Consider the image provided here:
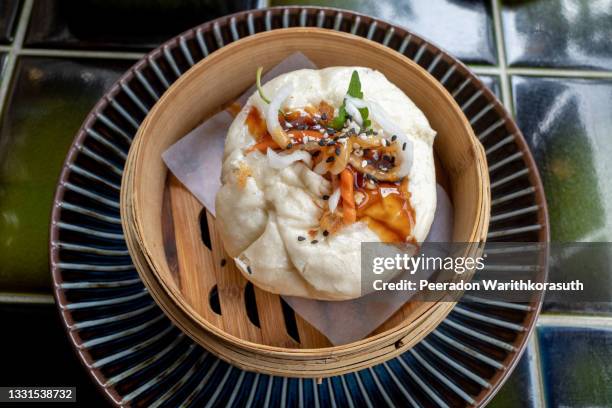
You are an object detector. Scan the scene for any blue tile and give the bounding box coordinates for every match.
[538,325,612,407]
[478,74,501,99]
[271,0,498,65]
[488,342,540,408]
[501,0,612,70]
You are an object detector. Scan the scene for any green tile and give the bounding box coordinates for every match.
[0,57,131,293]
[512,76,612,242]
[487,343,540,408]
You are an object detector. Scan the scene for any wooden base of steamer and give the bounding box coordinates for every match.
[163,173,444,349]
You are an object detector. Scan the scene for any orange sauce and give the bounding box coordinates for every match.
[351,169,415,243]
[245,106,268,141]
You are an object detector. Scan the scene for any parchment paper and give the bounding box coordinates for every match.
[162,53,453,345]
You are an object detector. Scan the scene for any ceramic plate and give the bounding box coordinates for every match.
[50,6,548,407]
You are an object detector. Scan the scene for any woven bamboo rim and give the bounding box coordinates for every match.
[120,28,490,377]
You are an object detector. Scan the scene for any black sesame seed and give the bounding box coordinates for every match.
[247,266,253,274]
[286,143,293,149]
[391,135,397,141]
[318,139,326,146]
[326,156,335,163]
[335,147,341,156]
[402,142,407,151]
[321,113,328,120]
[323,230,329,237]
[312,150,321,157]
[297,236,306,241]
[311,239,319,244]
[327,128,336,134]
[327,140,336,146]
[220,259,227,267]
[322,195,330,200]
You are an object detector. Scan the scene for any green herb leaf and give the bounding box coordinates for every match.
[329,70,370,130]
[330,104,347,129]
[359,107,371,128]
[347,70,363,98]
[256,66,271,104]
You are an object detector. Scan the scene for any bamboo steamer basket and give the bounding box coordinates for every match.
[121,28,490,378]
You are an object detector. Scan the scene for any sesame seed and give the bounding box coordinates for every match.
[354,192,365,205]
[391,135,397,141]
[297,236,306,241]
[318,140,326,146]
[359,134,367,140]
[402,142,407,151]
[321,113,328,120]
[327,140,336,146]
[220,259,227,267]
[323,230,329,237]
[361,160,368,167]
[311,239,319,244]
[247,266,253,274]
[319,128,326,133]
[335,147,341,155]
[326,156,335,163]
[286,143,293,149]
[322,194,330,200]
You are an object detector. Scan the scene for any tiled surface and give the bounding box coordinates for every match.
[0,303,107,407]
[271,0,498,65]
[501,0,612,70]
[0,0,610,406]
[24,0,258,51]
[0,0,21,44]
[478,74,501,99]
[538,325,612,407]
[0,57,131,292]
[513,76,612,243]
[488,343,540,408]
[513,76,612,315]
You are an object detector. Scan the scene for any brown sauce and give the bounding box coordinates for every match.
[352,168,415,243]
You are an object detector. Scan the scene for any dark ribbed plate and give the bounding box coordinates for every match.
[50,6,548,407]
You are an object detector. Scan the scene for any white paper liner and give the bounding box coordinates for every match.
[162,53,453,345]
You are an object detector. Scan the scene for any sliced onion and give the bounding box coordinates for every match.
[313,160,328,175]
[266,148,312,169]
[344,99,363,126]
[367,100,414,178]
[345,95,368,109]
[266,83,293,148]
[328,187,341,213]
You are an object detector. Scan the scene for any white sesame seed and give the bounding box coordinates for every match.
[361,160,368,167]
[359,134,367,140]
[354,192,365,205]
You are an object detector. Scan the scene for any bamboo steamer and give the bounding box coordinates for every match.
[121,28,490,378]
